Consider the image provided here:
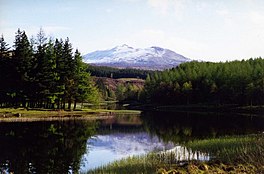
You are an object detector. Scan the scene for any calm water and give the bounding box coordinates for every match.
[0,112,264,173]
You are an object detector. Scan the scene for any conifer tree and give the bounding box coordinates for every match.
[13,29,34,106]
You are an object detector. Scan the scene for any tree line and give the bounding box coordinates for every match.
[86,65,154,79]
[0,29,99,109]
[144,59,264,106]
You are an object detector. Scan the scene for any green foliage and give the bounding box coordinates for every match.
[86,65,155,79]
[0,29,100,109]
[144,59,264,105]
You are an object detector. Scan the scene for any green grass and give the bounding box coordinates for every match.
[87,154,158,174]
[185,135,256,162]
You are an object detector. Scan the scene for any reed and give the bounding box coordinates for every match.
[185,135,259,162]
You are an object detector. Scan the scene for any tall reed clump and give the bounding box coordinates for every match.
[185,135,256,162]
[86,154,159,174]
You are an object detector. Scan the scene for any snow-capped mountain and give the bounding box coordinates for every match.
[83,44,191,70]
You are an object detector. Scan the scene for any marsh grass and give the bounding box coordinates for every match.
[86,154,158,174]
[87,150,208,174]
[238,136,264,171]
[185,135,259,162]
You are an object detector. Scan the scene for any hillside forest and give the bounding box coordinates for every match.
[144,59,264,105]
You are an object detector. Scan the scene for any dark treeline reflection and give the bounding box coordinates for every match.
[141,111,264,143]
[0,120,97,173]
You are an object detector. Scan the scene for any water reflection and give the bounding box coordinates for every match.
[141,111,264,143]
[159,146,210,162]
[0,111,263,173]
[80,132,174,171]
[0,120,97,174]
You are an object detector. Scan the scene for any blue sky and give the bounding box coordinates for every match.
[1,0,264,62]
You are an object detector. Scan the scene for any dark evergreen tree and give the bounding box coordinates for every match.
[13,29,34,107]
[0,34,13,106]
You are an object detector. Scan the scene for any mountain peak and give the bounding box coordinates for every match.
[114,44,133,50]
[83,45,191,70]
[151,46,164,51]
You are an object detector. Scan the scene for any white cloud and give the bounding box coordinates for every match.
[147,0,169,15]
[43,26,71,34]
[216,9,229,16]
[249,11,264,26]
[112,29,208,60]
[147,0,188,18]
[105,8,113,13]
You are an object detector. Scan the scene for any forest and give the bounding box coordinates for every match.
[144,59,264,106]
[86,65,153,79]
[0,29,99,110]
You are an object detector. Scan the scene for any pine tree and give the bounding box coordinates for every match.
[63,38,75,109]
[73,49,100,109]
[54,38,65,109]
[42,40,60,108]
[33,28,48,107]
[0,34,10,59]
[13,29,34,106]
[0,34,12,106]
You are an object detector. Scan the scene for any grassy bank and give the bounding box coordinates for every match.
[87,135,264,174]
[87,155,260,174]
[0,108,141,122]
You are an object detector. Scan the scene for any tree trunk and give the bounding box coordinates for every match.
[73,100,77,110]
[63,101,66,110]
[57,100,60,109]
[68,100,71,110]
[51,103,55,109]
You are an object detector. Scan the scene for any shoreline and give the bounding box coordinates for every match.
[0,108,141,122]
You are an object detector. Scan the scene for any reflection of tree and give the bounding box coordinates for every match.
[141,111,264,144]
[0,120,97,173]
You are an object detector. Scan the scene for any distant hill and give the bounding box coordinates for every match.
[83,44,191,70]
[94,77,145,92]
[86,65,155,79]
[94,77,145,101]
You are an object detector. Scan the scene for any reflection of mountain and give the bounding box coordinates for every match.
[81,132,174,171]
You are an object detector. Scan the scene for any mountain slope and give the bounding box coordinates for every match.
[83,44,191,70]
